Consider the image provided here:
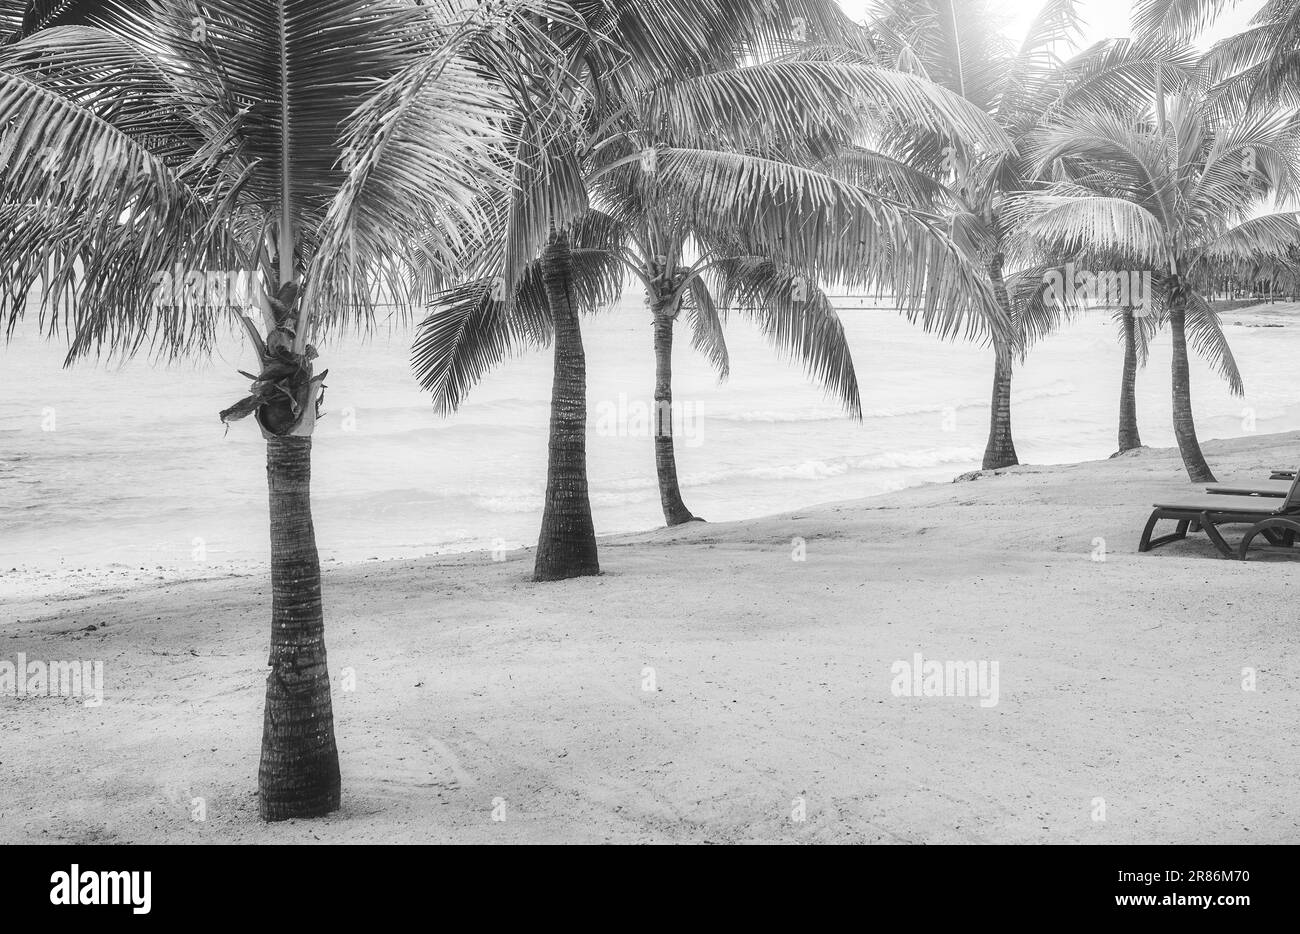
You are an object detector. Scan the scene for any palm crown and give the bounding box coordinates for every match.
[410,2,1019,414]
[1015,92,1300,391]
[0,0,560,359]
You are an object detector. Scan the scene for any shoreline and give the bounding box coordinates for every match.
[5,301,1297,610]
[0,444,1152,611]
[3,425,1297,612]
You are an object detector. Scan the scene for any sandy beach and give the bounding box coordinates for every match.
[1,430,1296,845]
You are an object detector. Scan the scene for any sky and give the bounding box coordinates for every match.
[835,0,1263,50]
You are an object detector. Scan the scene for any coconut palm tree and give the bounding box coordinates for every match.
[838,0,1071,470]
[827,0,1209,470]
[607,35,1002,526]
[406,0,1011,569]
[616,227,861,528]
[526,1,906,565]
[1013,95,1300,482]
[612,34,1005,526]
[0,0,561,819]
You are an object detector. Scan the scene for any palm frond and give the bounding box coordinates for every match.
[644,147,1009,342]
[814,145,951,208]
[411,272,551,416]
[1185,289,1244,395]
[1003,261,1071,355]
[1132,0,1240,44]
[711,255,860,416]
[412,212,627,412]
[684,273,729,379]
[1191,211,1300,289]
[1009,189,1168,271]
[1035,38,1199,120]
[646,59,1010,154]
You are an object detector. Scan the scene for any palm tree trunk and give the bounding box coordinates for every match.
[1169,293,1216,482]
[982,347,1019,469]
[534,229,600,581]
[258,435,341,821]
[982,258,1019,470]
[1117,310,1142,453]
[652,305,700,525]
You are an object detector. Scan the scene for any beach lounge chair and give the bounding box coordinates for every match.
[1138,472,1300,558]
[1204,478,1293,497]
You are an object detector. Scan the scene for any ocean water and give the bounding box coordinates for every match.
[1,299,1297,584]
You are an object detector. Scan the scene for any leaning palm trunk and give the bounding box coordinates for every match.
[1168,291,1215,483]
[652,305,700,525]
[535,229,600,581]
[259,434,341,820]
[1117,310,1142,454]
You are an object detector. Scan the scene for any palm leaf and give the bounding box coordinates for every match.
[413,212,627,412]
[645,146,1009,342]
[1185,289,1244,395]
[646,59,1010,154]
[1132,0,1242,44]
[711,256,860,416]
[684,273,729,379]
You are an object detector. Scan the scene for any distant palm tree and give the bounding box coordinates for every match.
[597,37,1008,525]
[607,36,1014,526]
[412,3,1011,546]
[0,0,549,818]
[1016,94,1300,481]
[618,232,859,528]
[843,0,1203,470]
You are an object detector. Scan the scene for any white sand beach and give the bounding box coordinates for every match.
[2,431,1296,844]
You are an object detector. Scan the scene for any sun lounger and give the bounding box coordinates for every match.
[1139,473,1300,558]
[1204,478,1293,497]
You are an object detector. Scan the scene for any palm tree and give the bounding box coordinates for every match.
[411,3,1012,553]
[613,35,1005,526]
[836,0,1205,470]
[605,37,999,525]
[0,0,550,818]
[1014,95,1300,482]
[627,229,859,527]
